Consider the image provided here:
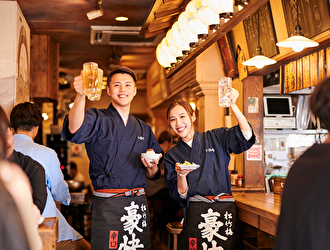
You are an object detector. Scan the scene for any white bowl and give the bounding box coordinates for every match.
[141,153,160,162]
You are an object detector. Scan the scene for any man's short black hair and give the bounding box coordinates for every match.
[107,66,137,86]
[10,102,43,132]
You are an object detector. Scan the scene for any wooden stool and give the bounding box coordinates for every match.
[166,222,183,250]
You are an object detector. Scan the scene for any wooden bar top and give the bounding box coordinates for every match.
[233,193,281,236]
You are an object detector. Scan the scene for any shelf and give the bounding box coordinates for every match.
[165,0,269,79]
[264,129,328,135]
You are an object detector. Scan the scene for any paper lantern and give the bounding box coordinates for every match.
[166,29,183,60]
[171,21,190,55]
[185,0,208,38]
[178,12,199,48]
[196,0,220,29]
[156,43,171,68]
[207,0,234,19]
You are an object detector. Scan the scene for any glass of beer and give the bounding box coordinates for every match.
[218,77,232,107]
[83,62,101,101]
[92,68,103,101]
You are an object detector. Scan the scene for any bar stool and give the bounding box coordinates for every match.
[166,221,183,250]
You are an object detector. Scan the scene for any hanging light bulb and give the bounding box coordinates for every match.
[178,12,199,48]
[166,29,183,61]
[171,21,190,57]
[195,0,220,31]
[276,0,318,52]
[207,0,234,20]
[185,0,209,41]
[156,43,171,69]
[242,8,276,68]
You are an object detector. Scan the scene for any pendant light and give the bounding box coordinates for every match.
[276,0,318,52]
[242,8,276,69]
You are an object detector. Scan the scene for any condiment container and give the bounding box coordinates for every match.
[231,170,238,186]
[237,175,244,187]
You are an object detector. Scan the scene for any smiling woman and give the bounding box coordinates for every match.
[163,96,255,250]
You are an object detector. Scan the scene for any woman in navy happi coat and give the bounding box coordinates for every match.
[164,89,255,250]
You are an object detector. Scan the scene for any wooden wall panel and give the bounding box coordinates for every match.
[30,35,59,101]
[243,76,265,189]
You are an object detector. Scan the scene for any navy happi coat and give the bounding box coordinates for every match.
[62,103,163,190]
[164,125,255,208]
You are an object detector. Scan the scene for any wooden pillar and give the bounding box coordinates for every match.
[242,76,265,189]
[194,43,226,131]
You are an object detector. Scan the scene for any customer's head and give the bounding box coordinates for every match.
[157,131,172,152]
[310,77,330,130]
[0,106,9,160]
[10,102,43,133]
[69,162,78,178]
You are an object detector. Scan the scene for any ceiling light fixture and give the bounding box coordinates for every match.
[276,0,318,52]
[242,8,276,68]
[115,16,128,21]
[87,0,103,20]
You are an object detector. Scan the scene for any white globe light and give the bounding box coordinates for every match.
[178,12,199,47]
[195,0,220,27]
[172,21,190,54]
[185,0,208,37]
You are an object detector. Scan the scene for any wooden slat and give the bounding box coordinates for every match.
[154,7,183,19]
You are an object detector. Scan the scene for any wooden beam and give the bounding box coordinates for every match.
[147,20,173,33]
[154,7,183,19]
[140,0,163,36]
[144,29,167,39]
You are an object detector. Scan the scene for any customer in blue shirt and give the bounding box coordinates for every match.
[10,102,91,250]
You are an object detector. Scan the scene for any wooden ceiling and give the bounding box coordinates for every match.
[16,0,189,86]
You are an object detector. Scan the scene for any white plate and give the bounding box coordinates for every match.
[141,153,161,162]
[178,164,200,170]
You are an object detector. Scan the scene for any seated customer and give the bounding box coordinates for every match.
[10,102,90,250]
[0,105,42,250]
[6,126,47,213]
[274,77,330,250]
[70,161,85,183]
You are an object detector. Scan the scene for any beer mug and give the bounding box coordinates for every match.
[218,77,232,107]
[83,62,102,101]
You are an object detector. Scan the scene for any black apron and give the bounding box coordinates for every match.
[178,201,244,250]
[91,195,151,250]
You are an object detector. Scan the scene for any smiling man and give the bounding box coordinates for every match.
[61,66,163,250]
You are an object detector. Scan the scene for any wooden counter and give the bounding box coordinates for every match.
[234,193,280,236]
[233,193,281,250]
[38,217,58,250]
